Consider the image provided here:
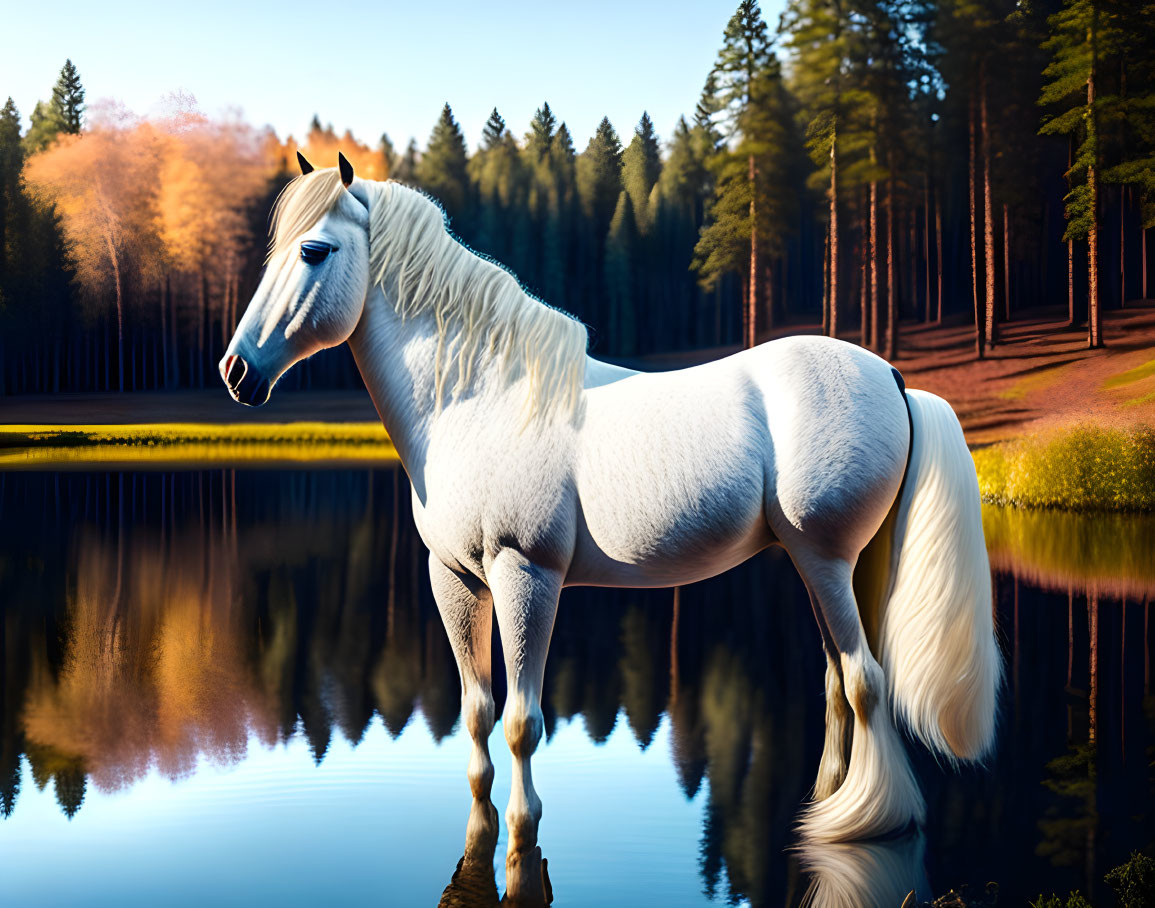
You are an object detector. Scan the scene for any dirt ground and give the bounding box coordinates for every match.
[2,303,1152,447]
[891,303,1155,444]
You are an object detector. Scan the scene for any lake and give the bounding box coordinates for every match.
[1,468,1152,907]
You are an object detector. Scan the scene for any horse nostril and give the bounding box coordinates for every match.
[225,355,247,390]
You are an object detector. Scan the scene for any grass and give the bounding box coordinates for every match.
[972,424,1155,511]
[1102,357,1155,390]
[0,422,397,468]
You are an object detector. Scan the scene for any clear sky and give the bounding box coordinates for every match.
[0,0,787,153]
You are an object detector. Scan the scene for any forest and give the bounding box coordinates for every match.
[0,0,1152,396]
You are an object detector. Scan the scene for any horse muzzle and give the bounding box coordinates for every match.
[220,354,271,407]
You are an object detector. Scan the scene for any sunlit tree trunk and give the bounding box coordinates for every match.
[747,154,758,349]
[829,133,839,339]
[981,64,996,351]
[886,175,897,360]
[969,91,984,359]
[1087,11,1101,350]
[870,180,880,351]
[1003,203,1011,322]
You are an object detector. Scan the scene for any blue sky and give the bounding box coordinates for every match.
[0,0,786,153]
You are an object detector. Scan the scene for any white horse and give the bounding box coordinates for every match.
[221,153,1000,900]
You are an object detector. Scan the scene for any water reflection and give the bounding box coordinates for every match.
[0,470,1152,905]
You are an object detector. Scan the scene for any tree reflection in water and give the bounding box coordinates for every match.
[0,471,1151,905]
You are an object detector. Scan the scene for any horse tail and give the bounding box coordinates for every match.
[871,387,1001,763]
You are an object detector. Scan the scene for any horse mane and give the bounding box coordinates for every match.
[267,170,589,419]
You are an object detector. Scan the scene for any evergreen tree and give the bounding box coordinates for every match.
[416,103,470,222]
[527,102,557,162]
[1040,0,1124,348]
[577,116,624,231]
[621,112,662,233]
[605,191,639,352]
[695,0,797,347]
[784,0,871,338]
[23,101,64,154]
[51,59,85,134]
[468,108,522,262]
[0,98,23,289]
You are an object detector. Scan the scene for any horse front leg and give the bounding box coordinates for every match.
[429,555,497,837]
[488,548,562,904]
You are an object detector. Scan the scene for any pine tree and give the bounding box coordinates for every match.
[51,60,85,134]
[621,112,662,233]
[605,191,639,352]
[0,98,23,288]
[784,0,865,339]
[1040,0,1124,348]
[417,103,470,222]
[527,102,557,162]
[577,117,623,231]
[695,0,797,347]
[23,101,64,154]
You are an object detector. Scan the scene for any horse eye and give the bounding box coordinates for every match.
[300,241,334,266]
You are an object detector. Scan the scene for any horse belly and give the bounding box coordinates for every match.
[568,372,773,588]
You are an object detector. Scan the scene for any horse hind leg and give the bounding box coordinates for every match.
[805,586,853,801]
[793,550,925,843]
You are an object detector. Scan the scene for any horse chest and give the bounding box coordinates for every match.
[414,431,578,582]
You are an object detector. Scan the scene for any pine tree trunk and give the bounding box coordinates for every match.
[886,177,897,360]
[1143,226,1148,300]
[936,186,943,323]
[1003,203,1011,322]
[870,180,880,351]
[1087,9,1101,349]
[969,91,984,359]
[981,65,996,350]
[829,136,839,339]
[747,154,758,349]
[1069,236,1077,326]
[1066,138,1077,327]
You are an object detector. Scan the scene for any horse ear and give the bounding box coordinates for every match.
[296,150,314,175]
[338,152,354,188]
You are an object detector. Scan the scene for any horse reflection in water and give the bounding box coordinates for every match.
[221,153,1001,903]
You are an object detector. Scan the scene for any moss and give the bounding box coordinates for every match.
[973,425,1155,511]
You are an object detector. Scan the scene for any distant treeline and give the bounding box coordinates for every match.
[1,0,1153,395]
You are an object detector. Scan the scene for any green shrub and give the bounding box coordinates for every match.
[1105,851,1155,908]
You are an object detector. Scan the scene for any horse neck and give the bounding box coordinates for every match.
[346,285,439,483]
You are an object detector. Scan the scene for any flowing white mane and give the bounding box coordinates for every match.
[268,170,588,418]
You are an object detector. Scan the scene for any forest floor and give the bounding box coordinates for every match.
[1,302,1153,450]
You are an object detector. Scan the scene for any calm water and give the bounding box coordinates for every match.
[1,469,1152,907]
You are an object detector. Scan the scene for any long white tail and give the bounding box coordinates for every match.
[878,389,1001,763]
